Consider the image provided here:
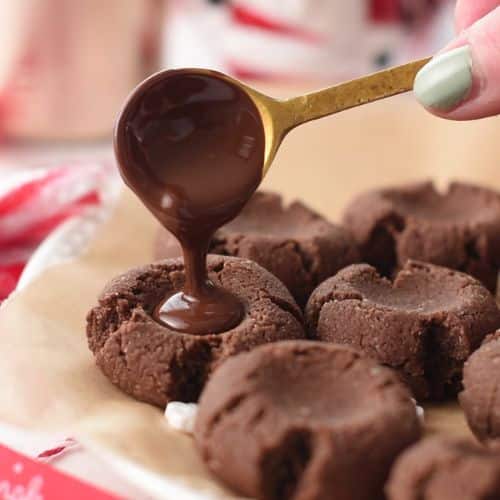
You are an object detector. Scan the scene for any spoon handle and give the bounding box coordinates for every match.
[284,57,431,129]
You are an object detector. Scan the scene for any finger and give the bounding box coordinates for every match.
[455,0,500,33]
[414,6,500,120]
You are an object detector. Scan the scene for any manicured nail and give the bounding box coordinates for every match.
[414,45,473,111]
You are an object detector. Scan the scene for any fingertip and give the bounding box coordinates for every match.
[416,7,500,121]
[414,46,473,113]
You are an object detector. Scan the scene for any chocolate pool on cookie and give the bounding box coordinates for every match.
[194,340,421,500]
[86,256,305,407]
[461,330,500,444]
[386,437,500,500]
[306,261,500,400]
[155,191,360,306]
[343,181,500,291]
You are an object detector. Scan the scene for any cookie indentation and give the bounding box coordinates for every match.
[306,261,500,400]
[86,256,306,406]
[194,340,421,500]
[343,181,500,291]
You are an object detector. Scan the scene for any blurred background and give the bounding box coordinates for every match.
[0,0,454,144]
[0,0,456,299]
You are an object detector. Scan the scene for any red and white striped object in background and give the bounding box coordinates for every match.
[0,422,150,499]
[166,0,453,82]
[0,164,111,300]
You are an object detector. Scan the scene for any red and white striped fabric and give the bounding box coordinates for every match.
[166,0,453,82]
[0,164,109,300]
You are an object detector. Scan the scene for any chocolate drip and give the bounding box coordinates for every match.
[115,70,265,334]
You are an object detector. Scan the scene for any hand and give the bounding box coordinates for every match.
[414,0,500,120]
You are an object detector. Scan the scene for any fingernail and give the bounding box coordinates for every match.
[414,45,473,111]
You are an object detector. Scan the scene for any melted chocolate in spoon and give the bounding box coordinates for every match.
[114,70,265,335]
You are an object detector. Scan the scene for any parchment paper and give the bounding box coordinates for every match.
[1,95,500,498]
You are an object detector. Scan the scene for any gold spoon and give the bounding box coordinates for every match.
[116,56,431,191]
[201,57,430,176]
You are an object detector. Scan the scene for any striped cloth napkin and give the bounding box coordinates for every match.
[0,163,110,300]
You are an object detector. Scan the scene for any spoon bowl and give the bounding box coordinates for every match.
[115,69,266,241]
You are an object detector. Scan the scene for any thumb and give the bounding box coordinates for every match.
[414,6,500,120]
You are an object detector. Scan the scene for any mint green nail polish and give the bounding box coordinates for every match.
[414,46,473,111]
